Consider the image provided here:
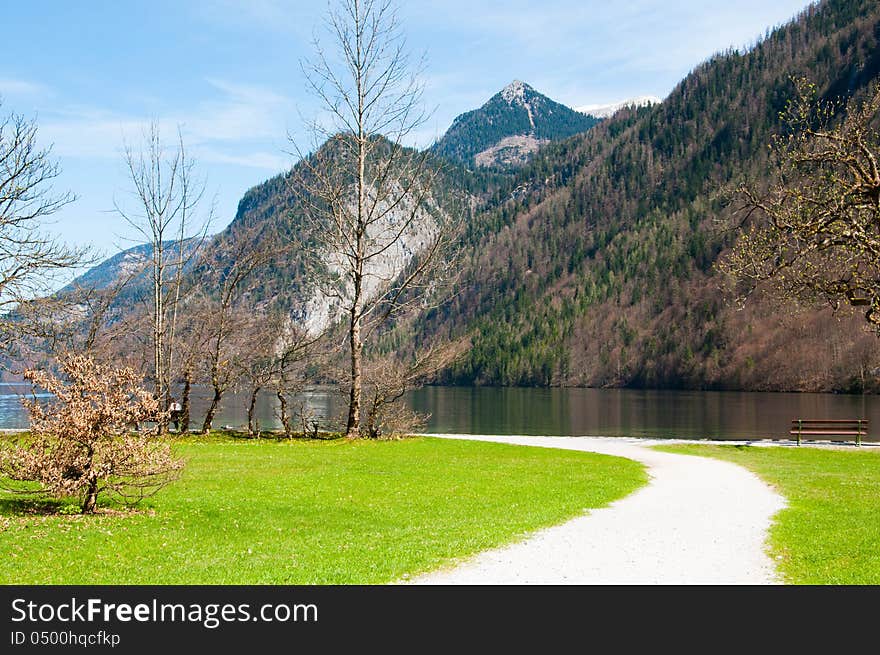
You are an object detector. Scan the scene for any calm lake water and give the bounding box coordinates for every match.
[1,382,879,442]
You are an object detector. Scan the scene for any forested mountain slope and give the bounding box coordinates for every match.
[422,0,880,391]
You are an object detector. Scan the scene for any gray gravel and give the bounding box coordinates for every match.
[405,434,788,585]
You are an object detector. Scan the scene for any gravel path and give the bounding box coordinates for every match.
[406,434,787,585]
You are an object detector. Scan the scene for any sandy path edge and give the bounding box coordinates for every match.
[403,434,787,585]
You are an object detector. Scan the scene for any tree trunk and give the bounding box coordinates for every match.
[180,365,192,434]
[154,244,168,435]
[247,387,260,437]
[346,308,362,437]
[81,476,99,514]
[201,385,222,434]
[366,403,379,439]
[346,51,366,438]
[277,389,292,438]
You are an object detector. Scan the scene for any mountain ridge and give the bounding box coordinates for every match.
[68,81,597,295]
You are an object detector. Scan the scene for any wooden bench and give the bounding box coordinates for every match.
[790,419,868,446]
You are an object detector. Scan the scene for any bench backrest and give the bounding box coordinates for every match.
[790,419,868,445]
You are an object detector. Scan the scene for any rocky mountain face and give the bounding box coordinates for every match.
[64,239,200,290]
[429,80,599,168]
[195,137,468,337]
[69,79,598,313]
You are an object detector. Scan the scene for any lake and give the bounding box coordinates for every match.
[1,382,879,442]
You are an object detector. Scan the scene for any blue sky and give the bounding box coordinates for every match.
[0,0,815,273]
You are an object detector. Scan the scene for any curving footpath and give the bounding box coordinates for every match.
[407,434,787,585]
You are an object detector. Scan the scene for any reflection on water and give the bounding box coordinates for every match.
[0,384,351,434]
[409,387,880,441]
[1,383,879,441]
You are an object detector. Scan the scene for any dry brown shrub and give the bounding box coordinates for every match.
[0,354,183,513]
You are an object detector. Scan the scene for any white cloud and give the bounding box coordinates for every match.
[184,78,297,143]
[198,148,290,171]
[35,78,297,171]
[0,77,52,100]
[404,0,814,111]
[39,111,150,159]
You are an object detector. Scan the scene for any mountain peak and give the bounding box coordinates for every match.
[500,79,532,104]
[431,81,599,169]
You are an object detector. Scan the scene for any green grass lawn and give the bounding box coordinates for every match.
[0,435,646,584]
[655,444,880,585]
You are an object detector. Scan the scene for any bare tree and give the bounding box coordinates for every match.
[30,250,150,353]
[263,314,319,437]
[195,225,283,434]
[169,300,208,434]
[293,0,459,437]
[114,123,211,431]
[2,221,149,380]
[720,78,880,329]
[234,318,314,438]
[361,342,459,438]
[233,312,280,437]
[0,102,85,349]
[8,270,145,386]
[197,290,243,435]
[0,354,182,514]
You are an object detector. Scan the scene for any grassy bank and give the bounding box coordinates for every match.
[0,435,646,584]
[655,444,880,584]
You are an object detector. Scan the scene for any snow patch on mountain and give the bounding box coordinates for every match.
[576,96,661,118]
[501,80,528,104]
[501,80,537,128]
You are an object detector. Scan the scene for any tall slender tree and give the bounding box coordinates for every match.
[114,124,211,431]
[195,222,282,434]
[293,0,457,437]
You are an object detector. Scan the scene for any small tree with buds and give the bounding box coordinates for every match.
[0,354,183,513]
[720,78,880,328]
